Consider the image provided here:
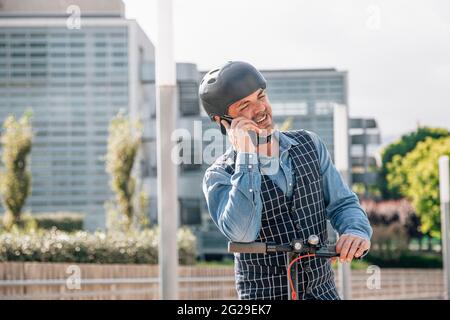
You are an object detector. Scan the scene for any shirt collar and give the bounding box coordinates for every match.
[276,130,299,151]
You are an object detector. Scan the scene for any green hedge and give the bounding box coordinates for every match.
[0,212,84,232]
[34,212,84,232]
[0,227,196,265]
[365,251,442,268]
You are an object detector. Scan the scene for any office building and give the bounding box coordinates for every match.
[0,0,155,229]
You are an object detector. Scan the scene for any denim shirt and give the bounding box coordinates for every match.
[202,130,373,243]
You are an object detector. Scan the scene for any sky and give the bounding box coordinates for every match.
[123,0,450,145]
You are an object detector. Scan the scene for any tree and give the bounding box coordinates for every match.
[105,111,143,232]
[393,136,450,238]
[0,111,33,230]
[380,127,449,199]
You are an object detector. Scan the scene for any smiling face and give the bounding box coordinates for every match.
[213,88,274,131]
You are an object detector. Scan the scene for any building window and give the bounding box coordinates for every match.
[315,101,333,115]
[179,199,202,225]
[271,101,308,116]
[178,82,200,116]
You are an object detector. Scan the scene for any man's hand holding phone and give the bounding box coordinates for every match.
[221,117,261,153]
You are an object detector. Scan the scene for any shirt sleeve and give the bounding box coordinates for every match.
[306,131,373,241]
[202,152,263,242]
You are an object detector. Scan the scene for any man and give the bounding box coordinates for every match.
[200,61,372,300]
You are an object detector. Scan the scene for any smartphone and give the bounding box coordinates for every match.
[219,115,234,135]
[219,115,267,146]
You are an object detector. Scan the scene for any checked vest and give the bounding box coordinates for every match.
[218,130,340,300]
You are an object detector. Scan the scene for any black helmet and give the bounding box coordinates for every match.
[199,61,267,123]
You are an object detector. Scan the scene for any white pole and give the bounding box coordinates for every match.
[439,155,450,300]
[156,0,178,299]
[333,104,352,300]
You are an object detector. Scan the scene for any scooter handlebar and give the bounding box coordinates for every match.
[228,242,267,254]
[228,241,368,259]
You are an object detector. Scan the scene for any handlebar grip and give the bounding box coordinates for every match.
[228,242,267,254]
[315,246,340,258]
[315,245,368,259]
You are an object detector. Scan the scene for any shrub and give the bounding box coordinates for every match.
[365,251,442,268]
[33,212,84,232]
[105,112,142,231]
[361,199,423,255]
[0,212,84,232]
[0,227,197,265]
[177,226,198,265]
[0,111,33,230]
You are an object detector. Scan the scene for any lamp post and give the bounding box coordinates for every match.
[333,104,352,300]
[439,156,450,300]
[156,0,178,300]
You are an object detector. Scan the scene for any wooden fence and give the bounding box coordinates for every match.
[0,262,445,300]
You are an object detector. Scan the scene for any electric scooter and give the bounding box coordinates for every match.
[228,235,367,300]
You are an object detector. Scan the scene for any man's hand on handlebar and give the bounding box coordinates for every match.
[334,234,370,263]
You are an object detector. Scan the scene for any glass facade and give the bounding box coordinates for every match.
[0,27,130,229]
[262,69,348,161]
